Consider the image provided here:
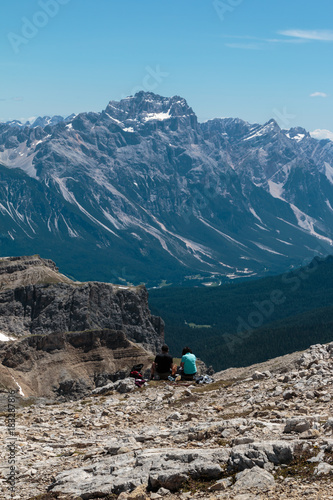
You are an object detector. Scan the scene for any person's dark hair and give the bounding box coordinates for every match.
[182,346,192,355]
[161,344,169,353]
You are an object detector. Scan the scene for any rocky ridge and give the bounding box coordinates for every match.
[0,256,164,398]
[1,92,333,286]
[1,341,333,499]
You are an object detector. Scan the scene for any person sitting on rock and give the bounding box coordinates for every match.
[180,346,197,381]
[151,344,176,380]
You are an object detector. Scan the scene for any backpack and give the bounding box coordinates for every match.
[130,363,144,379]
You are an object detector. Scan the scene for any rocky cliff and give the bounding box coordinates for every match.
[0,255,163,349]
[0,329,154,399]
[0,256,164,398]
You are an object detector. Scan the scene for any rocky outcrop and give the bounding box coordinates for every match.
[0,329,154,399]
[0,256,164,352]
[0,255,74,291]
[0,256,164,398]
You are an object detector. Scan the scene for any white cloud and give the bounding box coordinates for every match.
[310,129,333,141]
[310,92,328,98]
[225,29,333,50]
[278,29,333,41]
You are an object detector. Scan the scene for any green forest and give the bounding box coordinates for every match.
[149,255,333,371]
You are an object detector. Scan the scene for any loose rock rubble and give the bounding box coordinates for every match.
[0,342,333,499]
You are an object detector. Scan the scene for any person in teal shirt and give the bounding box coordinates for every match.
[180,346,197,380]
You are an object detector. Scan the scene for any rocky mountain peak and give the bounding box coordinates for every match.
[103,91,197,131]
[259,118,281,135]
[285,126,310,142]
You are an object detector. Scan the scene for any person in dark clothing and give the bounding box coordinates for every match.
[151,344,176,380]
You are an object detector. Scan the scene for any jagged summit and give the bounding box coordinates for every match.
[103,91,197,132]
[284,126,310,142]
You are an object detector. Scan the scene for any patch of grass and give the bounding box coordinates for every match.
[0,411,22,418]
[182,477,220,494]
[182,464,235,494]
[170,395,201,408]
[192,378,244,394]
[215,438,231,447]
[276,444,317,480]
[221,409,252,420]
[17,397,37,408]
[187,322,212,329]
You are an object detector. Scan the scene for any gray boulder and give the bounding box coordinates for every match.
[234,466,275,491]
[149,471,188,492]
[284,418,311,434]
[113,377,136,393]
[229,441,293,471]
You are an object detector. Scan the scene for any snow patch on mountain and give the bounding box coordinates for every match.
[0,332,15,342]
[276,238,293,246]
[54,177,119,237]
[198,218,248,249]
[249,207,264,224]
[143,111,171,122]
[325,199,333,210]
[0,141,38,178]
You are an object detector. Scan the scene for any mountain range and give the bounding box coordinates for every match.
[1,92,333,286]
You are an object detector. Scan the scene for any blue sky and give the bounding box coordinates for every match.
[1,0,333,136]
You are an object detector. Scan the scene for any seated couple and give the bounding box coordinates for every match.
[151,344,197,381]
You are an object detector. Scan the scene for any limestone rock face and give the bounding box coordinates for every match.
[0,256,164,398]
[0,329,153,398]
[2,93,333,286]
[0,256,164,352]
